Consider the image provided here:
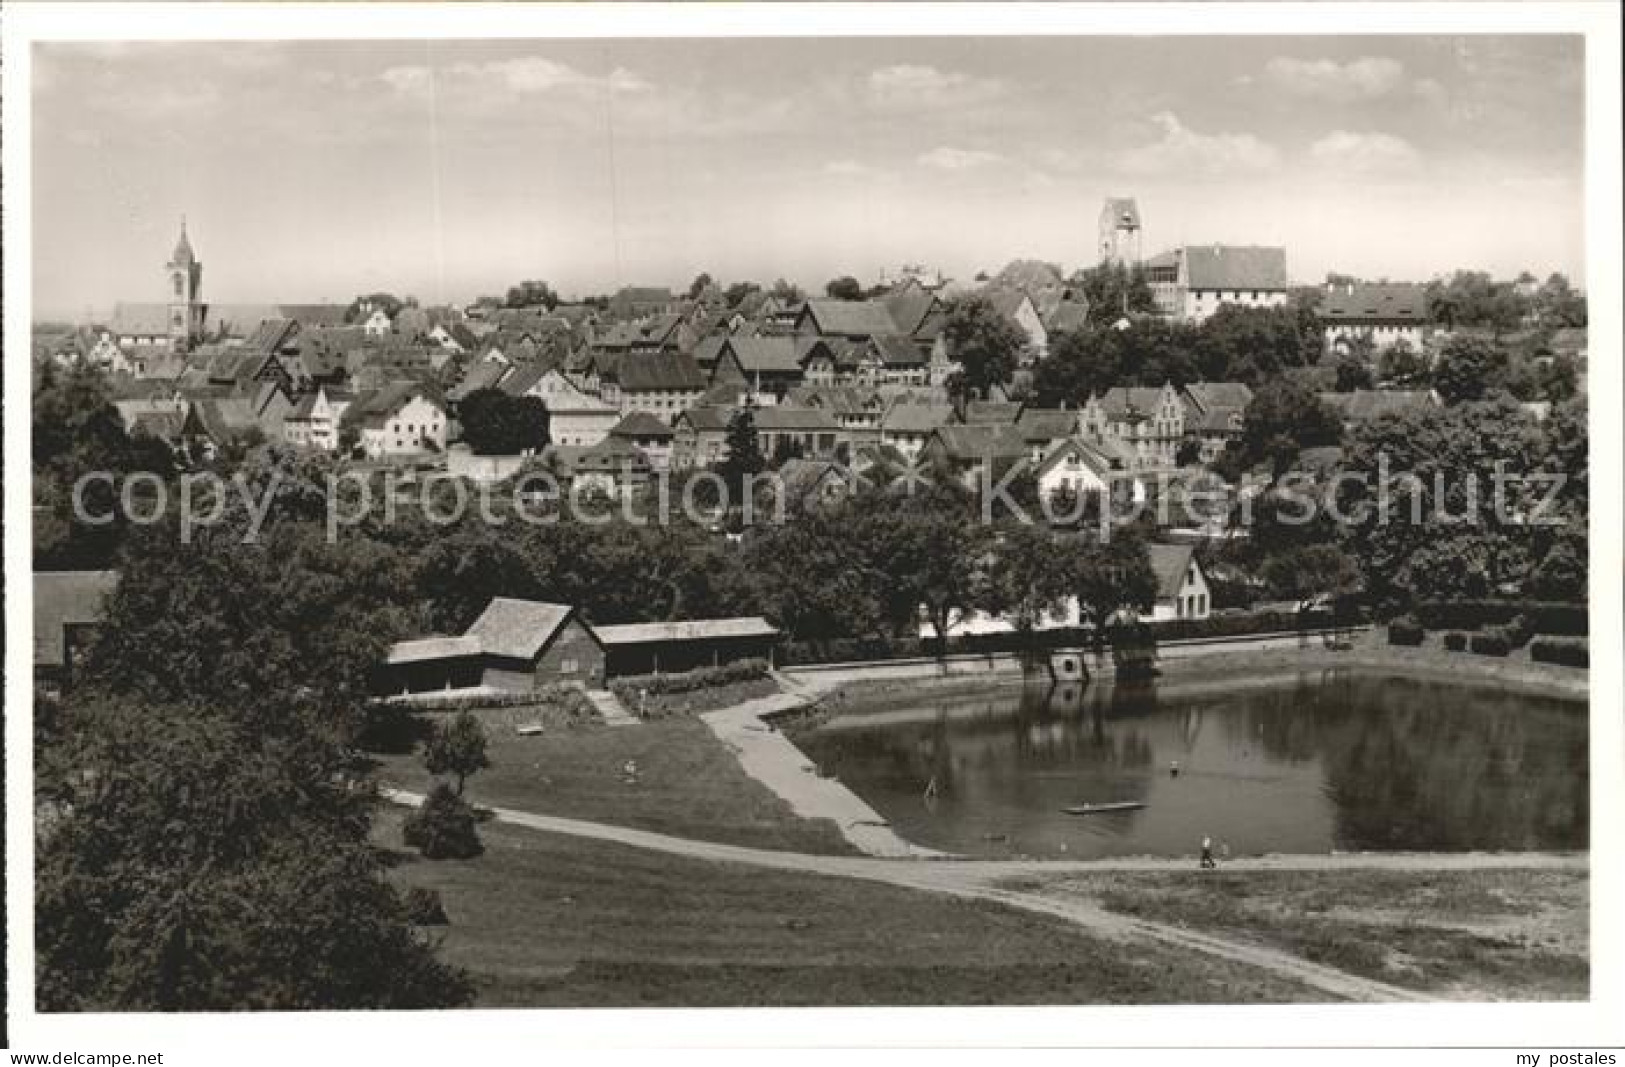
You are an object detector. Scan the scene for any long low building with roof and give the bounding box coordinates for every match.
[377,598,782,699]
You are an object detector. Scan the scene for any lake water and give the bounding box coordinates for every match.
[790,668,1588,859]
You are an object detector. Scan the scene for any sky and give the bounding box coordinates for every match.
[31,35,1586,320]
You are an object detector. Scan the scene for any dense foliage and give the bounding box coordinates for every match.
[458,388,551,456]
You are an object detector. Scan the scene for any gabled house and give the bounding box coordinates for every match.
[503,366,619,447]
[609,411,677,471]
[778,458,866,512]
[345,382,447,458]
[1032,437,1116,508]
[1179,381,1253,463]
[751,406,844,462]
[794,299,905,343]
[671,406,732,470]
[1016,406,1081,464]
[1144,245,1289,323]
[879,401,954,461]
[608,351,707,422]
[361,306,394,337]
[1317,388,1440,432]
[985,289,1050,362]
[1080,383,1186,470]
[921,423,1030,488]
[606,286,678,321]
[1147,542,1212,622]
[380,598,606,698]
[1320,283,1430,354]
[282,385,355,452]
[34,570,120,691]
[546,437,652,500]
[700,335,814,400]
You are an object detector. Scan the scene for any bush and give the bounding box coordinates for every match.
[402,784,483,860]
[1387,616,1425,646]
[609,658,771,699]
[1414,599,1587,637]
[403,886,449,926]
[1443,632,1468,652]
[1469,630,1511,657]
[1531,638,1589,668]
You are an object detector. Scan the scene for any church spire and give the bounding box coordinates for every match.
[172,216,195,265]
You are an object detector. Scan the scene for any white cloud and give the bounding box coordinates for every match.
[1308,131,1423,173]
[917,146,1003,171]
[867,64,1005,110]
[1264,57,1407,102]
[382,57,652,100]
[1116,112,1279,176]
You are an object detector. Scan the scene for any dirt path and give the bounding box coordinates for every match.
[382,787,1583,1003]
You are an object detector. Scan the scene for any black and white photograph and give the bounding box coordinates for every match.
[4,2,1621,1060]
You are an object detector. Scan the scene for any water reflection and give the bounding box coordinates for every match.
[791,671,1588,859]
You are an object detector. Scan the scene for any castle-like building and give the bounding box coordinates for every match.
[1097,197,1142,267]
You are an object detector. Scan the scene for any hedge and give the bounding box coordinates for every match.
[1413,599,1587,636]
[610,658,771,699]
[1443,632,1468,652]
[1469,630,1511,657]
[1388,617,1425,646]
[777,610,1364,666]
[1531,638,1588,668]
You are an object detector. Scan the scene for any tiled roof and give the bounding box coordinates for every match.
[1033,438,1113,480]
[1181,381,1254,415]
[33,570,119,667]
[464,598,577,661]
[801,299,905,338]
[201,304,286,338]
[677,406,733,432]
[737,336,811,374]
[109,303,172,336]
[931,424,1030,461]
[348,381,443,426]
[242,318,299,353]
[1016,407,1078,441]
[1148,543,1198,600]
[277,304,351,328]
[749,406,839,432]
[610,411,675,439]
[1318,389,1438,422]
[591,617,779,646]
[870,334,926,367]
[881,403,953,434]
[1319,283,1429,323]
[1095,386,1174,419]
[1181,246,1288,291]
[1044,301,1090,334]
[883,288,937,335]
[961,400,1024,425]
[385,635,483,665]
[613,351,706,392]
[130,410,187,442]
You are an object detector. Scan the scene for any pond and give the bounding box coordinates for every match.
[790,668,1588,859]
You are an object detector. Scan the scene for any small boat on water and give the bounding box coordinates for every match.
[1061,801,1147,816]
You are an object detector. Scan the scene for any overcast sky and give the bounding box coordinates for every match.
[32,35,1584,319]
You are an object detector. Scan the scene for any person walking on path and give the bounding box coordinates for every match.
[1200,834,1217,870]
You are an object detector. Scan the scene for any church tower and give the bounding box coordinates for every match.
[165,218,203,348]
[1098,197,1142,267]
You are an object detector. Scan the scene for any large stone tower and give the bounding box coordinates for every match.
[1098,197,1142,267]
[166,218,204,348]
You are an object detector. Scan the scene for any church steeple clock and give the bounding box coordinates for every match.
[166,217,203,349]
